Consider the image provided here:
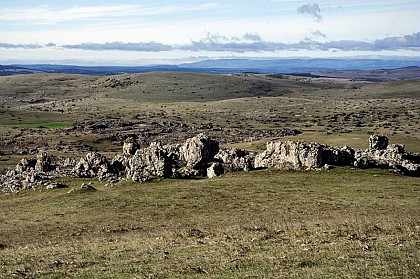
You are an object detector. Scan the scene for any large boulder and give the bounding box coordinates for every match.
[181,133,219,169]
[127,142,173,182]
[214,148,255,172]
[74,151,111,178]
[255,141,325,170]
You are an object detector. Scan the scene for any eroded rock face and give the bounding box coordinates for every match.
[35,152,54,172]
[127,142,173,182]
[181,133,219,169]
[369,135,389,150]
[207,162,224,179]
[215,148,255,172]
[122,137,140,156]
[354,139,420,176]
[255,141,325,170]
[74,151,110,178]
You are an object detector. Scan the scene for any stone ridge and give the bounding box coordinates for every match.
[1,134,419,194]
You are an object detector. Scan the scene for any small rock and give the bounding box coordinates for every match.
[207,162,224,178]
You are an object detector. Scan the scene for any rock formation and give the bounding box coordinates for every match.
[74,151,111,178]
[122,137,140,156]
[1,134,419,194]
[215,148,255,172]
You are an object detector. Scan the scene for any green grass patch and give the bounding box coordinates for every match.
[350,130,369,135]
[267,89,292,96]
[3,121,72,129]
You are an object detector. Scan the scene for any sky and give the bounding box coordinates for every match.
[0,0,419,65]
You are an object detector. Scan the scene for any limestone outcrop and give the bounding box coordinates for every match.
[215,148,255,172]
[74,151,111,178]
[1,134,419,194]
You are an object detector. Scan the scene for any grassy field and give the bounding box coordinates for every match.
[0,168,419,278]
[0,72,419,278]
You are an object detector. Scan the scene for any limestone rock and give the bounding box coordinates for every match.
[255,141,324,170]
[74,151,110,178]
[214,148,255,172]
[354,136,420,176]
[110,155,129,176]
[15,158,36,173]
[207,162,224,178]
[122,137,140,156]
[127,142,173,182]
[368,135,388,150]
[35,152,54,172]
[181,133,219,169]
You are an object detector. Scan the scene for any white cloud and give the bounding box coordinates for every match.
[0,3,227,24]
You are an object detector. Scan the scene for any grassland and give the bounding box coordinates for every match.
[0,71,419,278]
[1,168,419,278]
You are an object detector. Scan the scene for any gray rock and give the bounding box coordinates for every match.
[369,135,389,150]
[15,158,36,173]
[74,151,110,178]
[214,148,255,172]
[122,137,140,156]
[207,162,224,178]
[110,155,129,175]
[255,141,325,170]
[181,133,219,169]
[127,142,173,182]
[35,152,54,172]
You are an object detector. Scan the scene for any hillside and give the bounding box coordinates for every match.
[0,69,419,278]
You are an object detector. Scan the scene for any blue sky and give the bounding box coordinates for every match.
[0,0,419,65]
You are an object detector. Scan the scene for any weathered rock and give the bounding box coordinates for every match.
[80,183,97,191]
[35,152,54,172]
[122,137,140,156]
[321,146,355,166]
[110,155,129,175]
[255,141,325,170]
[15,158,36,173]
[214,148,255,172]
[181,133,219,169]
[74,151,110,178]
[174,167,201,178]
[353,136,420,176]
[127,142,173,182]
[207,162,224,178]
[369,135,388,150]
[46,182,67,189]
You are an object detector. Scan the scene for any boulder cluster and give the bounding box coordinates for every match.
[1,134,419,194]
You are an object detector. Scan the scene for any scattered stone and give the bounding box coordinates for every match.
[1,133,419,194]
[46,182,67,189]
[80,183,97,191]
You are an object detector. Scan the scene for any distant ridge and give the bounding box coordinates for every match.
[1,58,419,76]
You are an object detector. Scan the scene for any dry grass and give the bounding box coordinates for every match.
[1,168,419,278]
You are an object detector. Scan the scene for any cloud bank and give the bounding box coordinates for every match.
[1,33,419,53]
